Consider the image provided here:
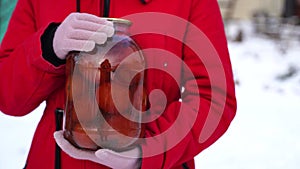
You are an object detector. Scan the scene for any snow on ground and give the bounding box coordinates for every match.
[0,21,299,169]
[195,21,300,169]
[0,105,43,169]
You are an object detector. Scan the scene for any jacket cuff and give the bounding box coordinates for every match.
[41,23,66,67]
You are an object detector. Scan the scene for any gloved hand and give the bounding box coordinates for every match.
[54,131,141,169]
[53,12,114,59]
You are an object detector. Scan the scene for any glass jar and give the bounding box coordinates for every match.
[63,18,147,151]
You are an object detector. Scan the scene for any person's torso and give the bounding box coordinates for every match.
[26,0,196,168]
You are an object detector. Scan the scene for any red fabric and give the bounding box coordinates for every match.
[0,0,237,169]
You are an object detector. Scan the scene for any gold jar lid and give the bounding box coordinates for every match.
[105,18,132,26]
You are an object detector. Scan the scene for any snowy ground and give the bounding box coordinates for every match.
[195,21,300,169]
[1,21,300,169]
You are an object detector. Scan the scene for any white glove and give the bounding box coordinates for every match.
[54,131,141,169]
[53,12,115,59]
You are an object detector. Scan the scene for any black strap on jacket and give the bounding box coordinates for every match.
[76,0,80,12]
[55,108,64,169]
[76,0,110,17]
[103,0,110,17]
[22,109,64,169]
[76,0,148,14]
[182,162,189,169]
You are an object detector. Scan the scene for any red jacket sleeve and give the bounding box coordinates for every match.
[140,0,237,168]
[0,0,65,116]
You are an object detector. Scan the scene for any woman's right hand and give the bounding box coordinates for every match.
[53,12,114,59]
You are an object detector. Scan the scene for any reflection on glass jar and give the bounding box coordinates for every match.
[64,18,147,151]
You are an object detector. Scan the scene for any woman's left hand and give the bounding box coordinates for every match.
[54,131,141,169]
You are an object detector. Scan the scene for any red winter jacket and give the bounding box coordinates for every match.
[0,0,237,168]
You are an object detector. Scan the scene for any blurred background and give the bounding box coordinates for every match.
[1,0,300,168]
